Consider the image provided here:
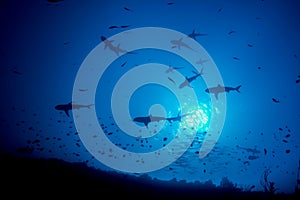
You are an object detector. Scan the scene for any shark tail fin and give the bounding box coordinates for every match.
[200,67,204,75]
[192,70,198,75]
[235,85,242,93]
[87,104,94,109]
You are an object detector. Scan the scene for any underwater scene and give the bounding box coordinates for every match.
[1,0,300,198]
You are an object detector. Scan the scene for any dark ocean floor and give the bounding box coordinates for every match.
[0,153,299,199]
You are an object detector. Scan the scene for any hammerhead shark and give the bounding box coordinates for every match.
[179,68,204,89]
[205,84,241,100]
[55,102,94,117]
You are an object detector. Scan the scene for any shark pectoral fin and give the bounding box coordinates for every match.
[64,109,70,117]
[214,93,219,100]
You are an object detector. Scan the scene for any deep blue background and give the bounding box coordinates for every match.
[0,0,300,194]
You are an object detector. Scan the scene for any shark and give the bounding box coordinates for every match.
[166,113,190,124]
[196,58,209,65]
[236,145,261,154]
[133,114,166,128]
[55,102,94,117]
[170,37,197,52]
[165,66,184,73]
[101,36,133,56]
[205,84,241,100]
[179,68,204,89]
[133,112,191,128]
[187,29,208,40]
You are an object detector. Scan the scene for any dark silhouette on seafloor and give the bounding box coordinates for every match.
[0,153,299,199]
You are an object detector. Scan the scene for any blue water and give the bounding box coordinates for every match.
[1,0,300,194]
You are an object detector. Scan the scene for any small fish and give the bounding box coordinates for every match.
[121,61,127,67]
[123,7,133,12]
[272,98,280,103]
[167,2,175,5]
[228,30,236,35]
[12,69,23,75]
[247,43,253,47]
[168,77,176,84]
[248,155,259,160]
[233,56,240,60]
[108,25,119,29]
[296,79,300,84]
[217,8,223,13]
[264,148,267,155]
[120,25,131,28]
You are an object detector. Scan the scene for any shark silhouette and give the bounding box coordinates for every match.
[101,36,134,56]
[133,113,191,128]
[166,113,190,124]
[133,114,166,128]
[170,37,197,52]
[179,68,204,89]
[165,66,184,73]
[187,29,208,40]
[55,102,94,117]
[205,84,241,100]
[236,145,260,154]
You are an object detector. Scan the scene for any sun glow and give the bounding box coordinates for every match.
[179,103,210,133]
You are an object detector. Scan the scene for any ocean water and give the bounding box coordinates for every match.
[1,0,300,195]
